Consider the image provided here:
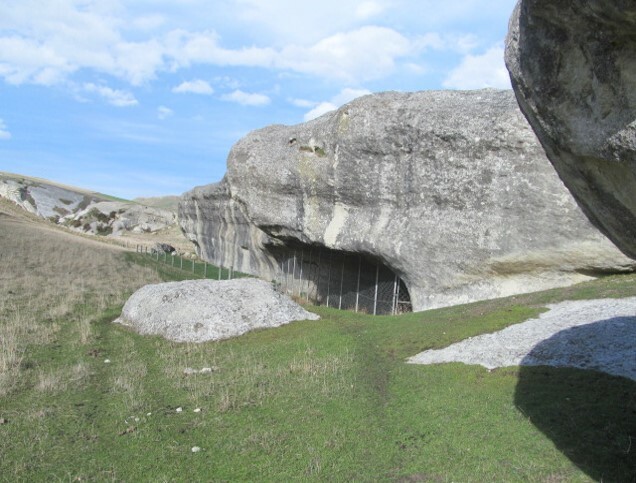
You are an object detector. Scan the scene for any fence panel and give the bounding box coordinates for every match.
[274,245,411,315]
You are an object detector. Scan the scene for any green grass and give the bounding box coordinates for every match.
[1,252,635,481]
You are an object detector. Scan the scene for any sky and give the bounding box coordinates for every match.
[0,0,518,199]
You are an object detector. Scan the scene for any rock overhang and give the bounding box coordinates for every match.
[179,89,636,312]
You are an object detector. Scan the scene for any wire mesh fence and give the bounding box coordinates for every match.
[135,244,242,281]
[273,246,411,315]
[135,244,412,315]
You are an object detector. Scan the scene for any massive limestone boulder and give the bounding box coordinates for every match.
[180,90,635,312]
[505,0,636,259]
[115,279,319,342]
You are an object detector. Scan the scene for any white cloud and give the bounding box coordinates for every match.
[289,98,317,108]
[304,103,338,121]
[157,106,174,119]
[172,79,214,95]
[412,32,479,55]
[232,0,371,45]
[442,45,511,90]
[84,83,139,107]
[167,26,411,82]
[221,90,271,107]
[131,14,166,32]
[165,29,276,69]
[278,26,411,82]
[0,1,514,91]
[0,118,11,140]
[0,36,75,85]
[355,1,388,19]
[304,87,371,121]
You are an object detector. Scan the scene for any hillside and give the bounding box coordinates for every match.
[134,195,180,211]
[0,171,195,255]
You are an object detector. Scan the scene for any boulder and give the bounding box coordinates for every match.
[151,242,176,254]
[179,90,635,312]
[505,0,636,258]
[115,279,319,342]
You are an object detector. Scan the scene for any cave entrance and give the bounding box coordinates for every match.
[270,244,412,315]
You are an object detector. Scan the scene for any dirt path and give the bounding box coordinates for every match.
[408,297,636,381]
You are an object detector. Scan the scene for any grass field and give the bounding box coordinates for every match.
[1,201,635,482]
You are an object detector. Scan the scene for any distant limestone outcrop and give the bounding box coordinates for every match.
[179,90,635,312]
[505,0,636,259]
[0,172,176,236]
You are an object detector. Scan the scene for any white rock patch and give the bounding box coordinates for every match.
[408,297,636,381]
[115,278,319,342]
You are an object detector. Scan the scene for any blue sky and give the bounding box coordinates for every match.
[0,0,517,199]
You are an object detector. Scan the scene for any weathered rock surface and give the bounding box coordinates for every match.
[180,90,635,312]
[115,279,319,342]
[505,1,636,259]
[69,201,175,236]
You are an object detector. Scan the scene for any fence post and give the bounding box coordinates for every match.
[292,251,297,296]
[180,256,183,270]
[305,249,312,302]
[280,260,286,293]
[355,256,361,313]
[339,256,345,310]
[392,274,398,315]
[164,252,167,264]
[326,251,333,308]
[373,262,380,316]
[229,266,233,280]
[172,255,174,267]
[218,265,222,280]
[298,250,304,298]
[314,250,322,303]
[395,279,401,315]
[285,256,294,294]
[204,262,207,278]
[192,259,195,273]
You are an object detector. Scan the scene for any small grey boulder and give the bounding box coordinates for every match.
[115,278,319,342]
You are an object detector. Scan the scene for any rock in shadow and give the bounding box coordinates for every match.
[514,317,636,482]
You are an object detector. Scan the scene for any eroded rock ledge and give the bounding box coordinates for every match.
[180,90,635,311]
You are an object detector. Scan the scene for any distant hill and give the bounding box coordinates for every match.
[134,195,180,212]
[0,171,176,236]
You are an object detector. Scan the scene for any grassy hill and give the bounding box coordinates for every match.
[134,195,181,211]
[1,200,634,481]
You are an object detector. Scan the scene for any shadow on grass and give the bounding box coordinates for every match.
[514,318,636,482]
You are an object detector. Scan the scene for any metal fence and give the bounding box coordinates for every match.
[135,244,240,280]
[273,246,411,315]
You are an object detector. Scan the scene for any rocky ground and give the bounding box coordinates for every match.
[408,297,636,381]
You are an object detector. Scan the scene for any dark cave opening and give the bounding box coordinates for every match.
[268,243,412,315]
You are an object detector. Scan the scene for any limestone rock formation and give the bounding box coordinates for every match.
[68,201,175,236]
[115,279,319,342]
[180,90,635,312]
[505,0,636,258]
[0,172,176,236]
